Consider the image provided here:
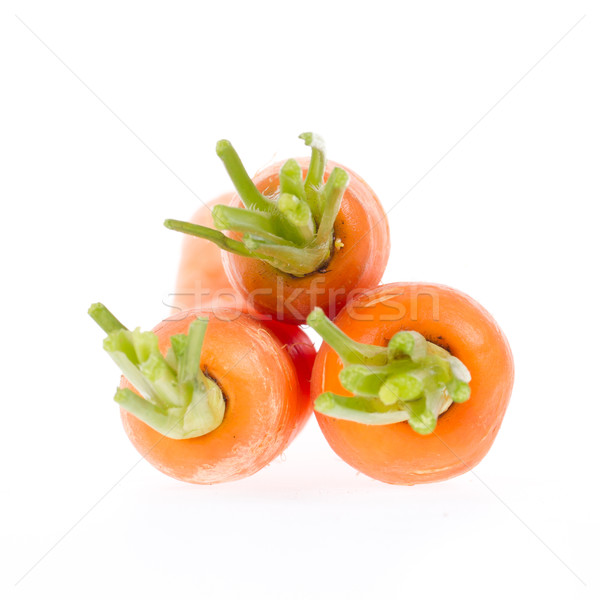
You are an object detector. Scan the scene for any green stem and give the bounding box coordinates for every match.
[179,318,208,389]
[241,239,329,277]
[388,331,428,361]
[279,159,306,202]
[164,219,260,258]
[406,395,437,435]
[299,132,326,220]
[165,133,347,277]
[299,132,326,187]
[212,205,289,245]
[88,303,127,335]
[306,308,388,366]
[306,308,472,434]
[277,193,315,244]
[315,167,349,247]
[215,140,273,212]
[379,372,426,405]
[339,365,384,396]
[89,304,225,439]
[314,392,412,426]
[447,379,471,403]
[114,387,170,427]
[339,362,412,396]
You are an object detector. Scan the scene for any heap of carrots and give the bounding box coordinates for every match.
[91,132,513,486]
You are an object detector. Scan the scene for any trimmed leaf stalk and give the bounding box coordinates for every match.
[164,133,349,277]
[88,303,225,439]
[306,308,472,435]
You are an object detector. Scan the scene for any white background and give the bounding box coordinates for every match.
[2,1,599,598]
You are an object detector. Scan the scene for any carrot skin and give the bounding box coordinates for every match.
[260,318,316,440]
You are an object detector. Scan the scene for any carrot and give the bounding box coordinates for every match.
[307,283,514,485]
[169,194,244,316]
[164,133,390,323]
[89,303,315,484]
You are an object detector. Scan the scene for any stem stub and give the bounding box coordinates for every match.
[165,133,349,277]
[307,308,472,435]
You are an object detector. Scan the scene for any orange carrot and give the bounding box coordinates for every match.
[307,283,514,485]
[89,304,315,484]
[165,134,390,324]
[169,194,244,316]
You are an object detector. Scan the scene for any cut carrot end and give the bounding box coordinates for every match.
[407,398,437,435]
[388,331,427,361]
[279,159,306,202]
[277,193,315,244]
[88,303,128,335]
[379,373,425,405]
[215,139,232,157]
[339,365,385,397]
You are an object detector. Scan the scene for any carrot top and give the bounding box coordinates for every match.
[88,303,225,439]
[306,308,472,435]
[164,133,349,277]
